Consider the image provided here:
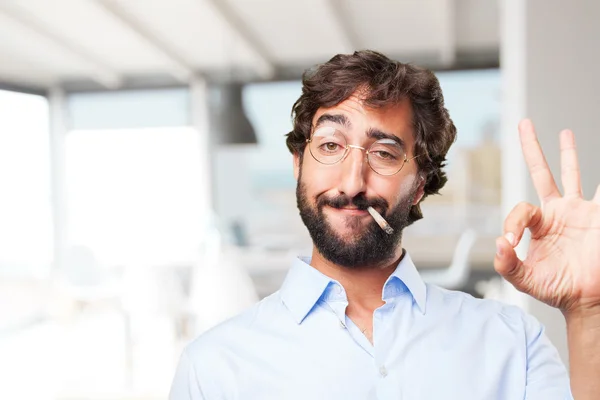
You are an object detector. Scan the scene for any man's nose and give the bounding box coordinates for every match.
[337,147,368,198]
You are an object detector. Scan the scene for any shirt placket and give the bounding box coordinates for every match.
[373,298,404,399]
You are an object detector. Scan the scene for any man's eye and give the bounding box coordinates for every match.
[373,151,396,160]
[321,142,341,152]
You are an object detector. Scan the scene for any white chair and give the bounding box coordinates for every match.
[420,229,478,290]
[187,220,260,336]
[58,244,124,311]
[57,245,134,387]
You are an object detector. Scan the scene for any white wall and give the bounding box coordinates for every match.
[501,0,600,366]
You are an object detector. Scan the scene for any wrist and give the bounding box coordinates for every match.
[563,304,600,330]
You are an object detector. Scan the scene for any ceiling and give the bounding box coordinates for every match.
[0,0,499,93]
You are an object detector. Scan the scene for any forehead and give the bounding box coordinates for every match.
[311,94,414,139]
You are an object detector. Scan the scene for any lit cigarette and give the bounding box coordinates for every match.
[367,206,394,235]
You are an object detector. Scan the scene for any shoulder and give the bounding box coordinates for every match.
[171,291,290,396]
[421,285,569,397]
[184,290,289,359]
[424,283,534,330]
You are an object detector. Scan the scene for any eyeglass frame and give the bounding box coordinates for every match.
[305,131,421,176]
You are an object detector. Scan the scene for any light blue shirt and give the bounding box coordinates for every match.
[170,252,572,399]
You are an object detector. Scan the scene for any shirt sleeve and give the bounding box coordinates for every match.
[169,349,207,400]
[522,312,573,400]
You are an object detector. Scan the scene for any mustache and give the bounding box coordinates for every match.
[317,193,388,214]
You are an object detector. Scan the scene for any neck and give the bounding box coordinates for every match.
[309,246,404,312]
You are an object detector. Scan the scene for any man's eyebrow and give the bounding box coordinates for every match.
[367,128,407,150]
[313,114,407,150]
[314,113,352,129]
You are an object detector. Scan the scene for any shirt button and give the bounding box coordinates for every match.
[379,366,388,377]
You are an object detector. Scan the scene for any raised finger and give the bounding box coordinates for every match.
[519,119,561,203]
[560,129,582,198]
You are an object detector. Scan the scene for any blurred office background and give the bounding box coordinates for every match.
[0,1,598,399]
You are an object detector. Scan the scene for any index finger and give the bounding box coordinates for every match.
[519,119,561,204]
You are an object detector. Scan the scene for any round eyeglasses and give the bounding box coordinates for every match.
[306,127,419,176]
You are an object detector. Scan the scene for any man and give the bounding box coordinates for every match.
[170,50,600,399]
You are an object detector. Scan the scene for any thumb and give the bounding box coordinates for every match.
[494,236,529,293]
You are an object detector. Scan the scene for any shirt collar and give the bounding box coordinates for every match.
[280,251,427,324]
[280,256,333,324]
[384,251,427,314]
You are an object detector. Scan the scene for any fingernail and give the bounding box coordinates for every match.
[496,244,503,257]
[504,232,515,246]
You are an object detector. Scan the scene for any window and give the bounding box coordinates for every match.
[65,127,207,267]
[0,90,52,278]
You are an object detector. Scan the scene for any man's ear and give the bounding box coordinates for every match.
[412,174,426,205]
[293,152,301,181]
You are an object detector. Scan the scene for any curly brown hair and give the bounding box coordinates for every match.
[285,50,457,224]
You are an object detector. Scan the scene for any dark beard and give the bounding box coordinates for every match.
[296,174,417,269]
